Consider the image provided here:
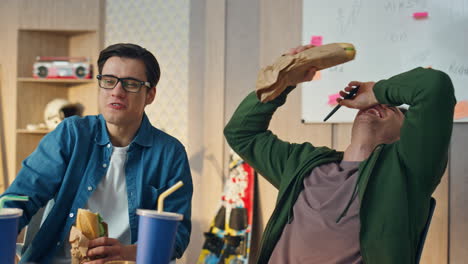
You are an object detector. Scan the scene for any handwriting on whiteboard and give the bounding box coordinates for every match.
[449,0,468,20]
[411,50,430,63]
[328,65,345,73]
[448,62,468,76]
[389,32,408,42]
[383,0,428,13]
[337,0,362,34]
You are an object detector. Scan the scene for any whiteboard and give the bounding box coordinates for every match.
[301,0,468,123]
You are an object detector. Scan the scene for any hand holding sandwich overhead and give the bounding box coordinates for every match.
[255,42,356,102]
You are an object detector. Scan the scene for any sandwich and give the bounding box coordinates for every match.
[256,42,356,103]
[69,209,108,264]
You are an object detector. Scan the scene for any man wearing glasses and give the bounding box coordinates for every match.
[1,43,193,263]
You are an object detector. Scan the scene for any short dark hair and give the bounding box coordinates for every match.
[97,43,161,88]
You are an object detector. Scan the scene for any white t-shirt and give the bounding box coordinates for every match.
[86,145,131,244]
[52,145,131,263]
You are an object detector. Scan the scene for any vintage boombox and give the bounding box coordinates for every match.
[33,56,92,79]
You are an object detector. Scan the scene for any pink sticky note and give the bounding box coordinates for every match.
[413,12,428,19]
[327,93,341,106]
[310,35,323,46]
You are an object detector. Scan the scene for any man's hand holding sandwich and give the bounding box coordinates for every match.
[70,209,136,264]
[85,237,136,264]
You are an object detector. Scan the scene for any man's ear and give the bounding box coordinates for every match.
[146,86,156,105]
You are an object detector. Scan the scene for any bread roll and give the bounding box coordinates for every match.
[76,209,100,239]
[256,43,356,103]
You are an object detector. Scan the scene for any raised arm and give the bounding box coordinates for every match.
[224,87,299,189]
[224,46,319,188]
[373,67,455,194]
[340,67,456,194]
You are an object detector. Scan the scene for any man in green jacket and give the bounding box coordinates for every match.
[224,45,456,264]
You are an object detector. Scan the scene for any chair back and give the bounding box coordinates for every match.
[16,200,53,258]
[415,197,436,264]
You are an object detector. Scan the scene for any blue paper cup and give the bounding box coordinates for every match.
[136,209,183,264]
[0,208,23,264]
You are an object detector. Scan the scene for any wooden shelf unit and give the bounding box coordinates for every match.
[0,0,104,186]
[15,29,101,173]
[18,77,94,84]
[16,129,50,135]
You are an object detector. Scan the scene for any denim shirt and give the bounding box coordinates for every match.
[1,114,193,263]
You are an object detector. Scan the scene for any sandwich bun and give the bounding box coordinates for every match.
[76,209,100,240]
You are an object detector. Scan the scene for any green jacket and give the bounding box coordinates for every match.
[224,67,456,264]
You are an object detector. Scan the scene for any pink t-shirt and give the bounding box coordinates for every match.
[269,161,362,264]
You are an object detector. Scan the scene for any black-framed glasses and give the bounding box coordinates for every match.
[97,74,151,93]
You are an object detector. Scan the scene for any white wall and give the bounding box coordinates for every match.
[105,1,202,263]
[105,0,189,146]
